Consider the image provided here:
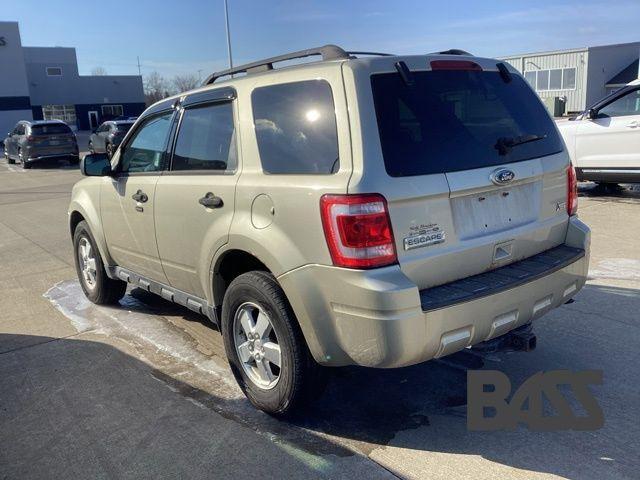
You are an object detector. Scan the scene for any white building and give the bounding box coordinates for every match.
[500,41,640,113]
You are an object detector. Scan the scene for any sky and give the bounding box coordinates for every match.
[3,0,640,80]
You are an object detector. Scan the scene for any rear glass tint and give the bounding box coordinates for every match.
[115,123,134,132]
[371,70,564,177]
[31,124,72,135]
[252,80,339,174]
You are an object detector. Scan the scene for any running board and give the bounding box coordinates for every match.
[107,266,218,326]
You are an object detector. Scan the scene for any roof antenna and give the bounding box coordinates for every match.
[395,61,414,86]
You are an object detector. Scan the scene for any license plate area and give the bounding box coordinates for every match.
[451,182,541,240]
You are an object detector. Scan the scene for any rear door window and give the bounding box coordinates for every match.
[252,80,339,174]
[172,102,236,172]
[371,69,564,177]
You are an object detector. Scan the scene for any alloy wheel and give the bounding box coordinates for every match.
[233,302,282,389]
[77,237,98,290]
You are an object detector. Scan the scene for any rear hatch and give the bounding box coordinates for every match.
[29,123,76,150]
[351,56,571,290]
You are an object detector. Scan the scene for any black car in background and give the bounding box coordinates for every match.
[3,120,79,169]
[88,120,135,159]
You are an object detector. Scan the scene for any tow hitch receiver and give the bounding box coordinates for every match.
[472,324,537,353]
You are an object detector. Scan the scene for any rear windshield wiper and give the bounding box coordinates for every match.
[495,133,547,155]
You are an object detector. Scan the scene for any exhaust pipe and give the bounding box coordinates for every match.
[472,324,537,353]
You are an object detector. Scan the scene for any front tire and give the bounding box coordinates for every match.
[73,220,127,304]
[221,271,326,415]
[5,148,15,164]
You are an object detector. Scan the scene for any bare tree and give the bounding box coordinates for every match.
[144,71,172,106]
[91,66,108,76]
[173,73,200,93]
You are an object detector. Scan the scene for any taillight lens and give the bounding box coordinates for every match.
[320,194,397,269]
[567,163,578,216]
[26,135,35,142]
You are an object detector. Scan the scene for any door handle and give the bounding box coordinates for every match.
[626,121,639,128]
[131,190,148,203]
[199,192,223,208]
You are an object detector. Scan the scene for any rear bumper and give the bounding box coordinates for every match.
[279,216,590,368]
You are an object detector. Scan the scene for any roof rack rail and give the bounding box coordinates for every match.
[203,44,351,85]
[434,49,473,56]
[347,51,395,57]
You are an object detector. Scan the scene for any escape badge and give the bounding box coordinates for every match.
[403,223,446,251]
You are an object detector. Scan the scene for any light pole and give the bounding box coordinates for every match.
[224,0,233,70]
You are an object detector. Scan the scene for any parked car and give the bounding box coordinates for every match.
[558,79,640,185]
[88,120,135,159]
[68,45,590,415]
[3,120,79,169]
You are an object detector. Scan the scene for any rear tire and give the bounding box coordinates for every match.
[221,271,327,416]
[73,220,127,305]
[88,141,94,154]
[106,143,114,159]
[19,149,30,169]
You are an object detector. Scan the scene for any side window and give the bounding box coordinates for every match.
[119,112,173,173]
[172,102,236,171]
[598,89,640,118]
[252,80,339,174]
[13,125,24,135]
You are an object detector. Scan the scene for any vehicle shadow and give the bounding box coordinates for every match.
[0,332,385,479]
[39,281,640,479]
[21,157,79,170]
[579,181,640,201]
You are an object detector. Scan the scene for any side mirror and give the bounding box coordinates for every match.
[586,108,597,120]
[80,153,112,176]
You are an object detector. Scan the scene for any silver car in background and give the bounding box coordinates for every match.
[3,120,79,169]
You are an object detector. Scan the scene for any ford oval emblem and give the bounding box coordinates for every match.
[490,168,516,185]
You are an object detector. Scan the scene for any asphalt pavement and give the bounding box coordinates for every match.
[0,151,639,479]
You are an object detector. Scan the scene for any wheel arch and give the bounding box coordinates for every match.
[68,198,115,269]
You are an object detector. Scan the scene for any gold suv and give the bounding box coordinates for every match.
[69,45,590,415]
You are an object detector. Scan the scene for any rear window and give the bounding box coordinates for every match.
[252,80,339,174]
[371,70,564,177]
[31,124,72,135]
[115,123,134,133]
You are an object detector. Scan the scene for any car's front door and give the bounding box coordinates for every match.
[575,87,640,169]
[154,92,239,298]
[100,110,175,282]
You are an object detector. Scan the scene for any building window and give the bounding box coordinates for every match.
[42,104,76,124]
[46,67,62,76]
[102,105,124,118]
[524,71,537,89]
[523,67,577,91]
[536,70,550,91]
[562,68,576,89]
[549,69,563,90]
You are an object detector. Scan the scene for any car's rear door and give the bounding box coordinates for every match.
[154,88,239,298]
[575,86,640,170]
[348,57,571,290]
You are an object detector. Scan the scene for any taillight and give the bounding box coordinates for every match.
[27,135,35,141]
[567,163,578,216]
[320,194,397,269]
[430,60,482,71]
